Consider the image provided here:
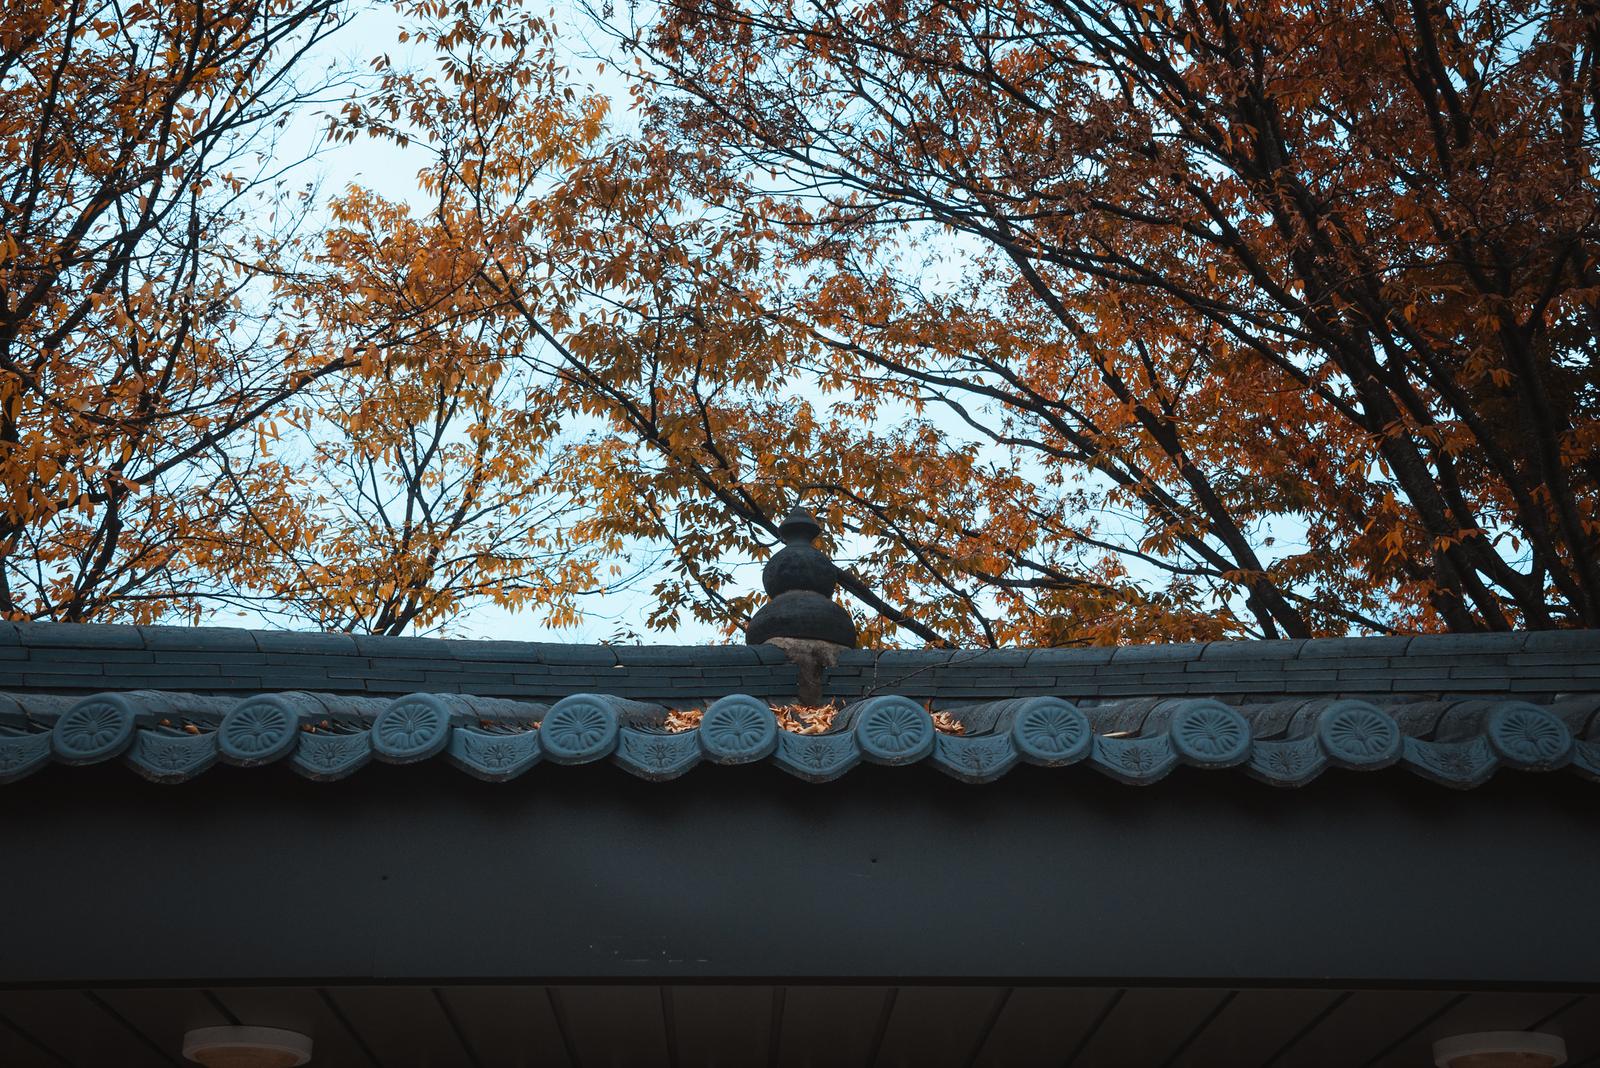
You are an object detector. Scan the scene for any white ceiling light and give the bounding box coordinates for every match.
[182,1026,313,1068]
[1433,1031,1567,1068]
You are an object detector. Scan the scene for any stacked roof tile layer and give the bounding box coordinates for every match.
[0,622,1597,700]
[3,687,1598,789]
[1,622,1596,788]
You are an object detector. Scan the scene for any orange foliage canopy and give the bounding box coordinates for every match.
[3,0,1599,645]
[0,0,623,631]
[0,0,358,621]
[594,0,1600,642]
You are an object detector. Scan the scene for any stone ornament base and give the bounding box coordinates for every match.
[762,636,851,705]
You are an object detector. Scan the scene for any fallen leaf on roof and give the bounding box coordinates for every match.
[930,711,965,735]
[664,708,704,732]
[774,703,838,734]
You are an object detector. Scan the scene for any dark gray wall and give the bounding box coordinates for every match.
[2,761,1596,989]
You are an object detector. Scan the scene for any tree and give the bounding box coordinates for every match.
[0,0,358,621]
[565,0,1600,643]
[222,189,613,634]
[221,0,660,635]
[13,0,1597,646]
[0,0,620,632]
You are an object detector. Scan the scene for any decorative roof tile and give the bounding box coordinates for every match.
[3,687,1598,789]
[3,622,1599,789]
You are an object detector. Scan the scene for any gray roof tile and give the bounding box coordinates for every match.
[1525,629,1600,652]
[254,631,360,655]
[17,622,145,649]
[1109,642,1208,663]
[353,634,459,658]
[4,681,1597,788]
[1408,632,1530,655]
[3,623,1598,725]
[1298,635,1413,658]
[536,644,619,666]
[140,625,259,651]
[1026,647,1117,666]
[1199,639,1304,660]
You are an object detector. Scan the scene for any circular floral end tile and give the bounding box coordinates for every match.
[1011,698,1091,766]
[855,696,935,765]
[699,695,778,763]
[52,695,138,765]
[1170,701,1251,767]
[219,696,301,766]
[1317,700,1401,769]
[373,694,452,764]
[539,695,620,764]
[1486,702,1573,769]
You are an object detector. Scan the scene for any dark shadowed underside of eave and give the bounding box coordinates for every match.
[3,982,1600,1068]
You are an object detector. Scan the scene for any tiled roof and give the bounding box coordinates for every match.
[3,687,1597,788]
[3,622,1597,788]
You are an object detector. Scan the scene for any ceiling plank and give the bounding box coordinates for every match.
[974,987,1119,1067]
[0,1006,72,1068]
[776,985,893,1067]
[1170,989,1342,1066]
[871,986,1009,1068]
[1271,990,1458,1067]
[1531,996,1600,1064]
[670,985,772,1067]
[1067,987,1234,1066]
[1371,991,1581,1066]
[92,988,230,1065]
[0,991,167,1068]
[324,987,472,1067]
[436,987,569,1068]
[553,985,670,1066]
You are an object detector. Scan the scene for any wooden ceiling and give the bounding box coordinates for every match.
[2,984,1595,1067]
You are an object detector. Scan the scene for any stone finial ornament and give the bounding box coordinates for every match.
[744,506,858,704]
[745,506,859,648]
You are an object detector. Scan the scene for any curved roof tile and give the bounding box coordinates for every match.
[3,689,1598,789]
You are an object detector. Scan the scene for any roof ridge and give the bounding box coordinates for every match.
[4,619,1597,658]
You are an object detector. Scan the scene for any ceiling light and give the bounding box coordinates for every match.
[182,1026,313,1068]
[1433,1031,1567,1068]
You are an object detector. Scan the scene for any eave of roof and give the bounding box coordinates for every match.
[3,687,1597,789]
[3,621,1598,789]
